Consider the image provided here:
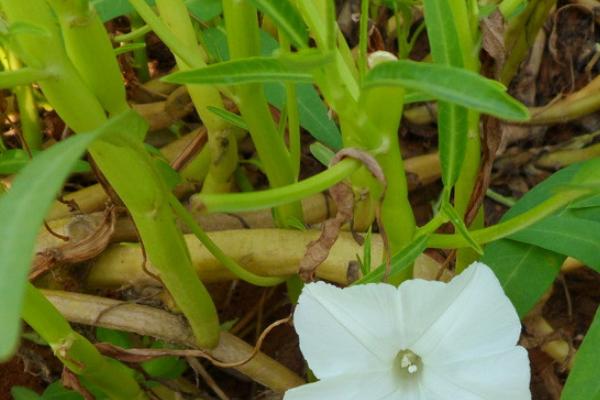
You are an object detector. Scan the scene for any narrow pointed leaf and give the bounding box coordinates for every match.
[0,110,145,361]
[438,102,468,187]
[353,235,429,285]
[206,106,248,130]
[365,60,529,121]
[421,0,470,188]
[247,0,308,48]
[0,68,52,89]
[162,52,333,85]
[441,201,483,254]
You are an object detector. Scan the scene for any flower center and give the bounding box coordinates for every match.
[393,349,422,377]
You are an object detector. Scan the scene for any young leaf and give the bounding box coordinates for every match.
[421,0,470,188]
[364,60,529,121]
[353,235,429,285]
[562,306,600,400]
[114,42,146,56]
[309,141,335,166]
[206,106,249,130]
[247,0,308,49]
[437,103,468,188]
[0,149,91,175]
[162,52,333,86]
[442,201,484,254]
[0,68,53,89]
[0,111,144,361]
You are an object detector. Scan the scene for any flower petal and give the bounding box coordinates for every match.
[283,371,411,400]
[421,347,531,399]
[293,281,401,378]
[402,262,522,364]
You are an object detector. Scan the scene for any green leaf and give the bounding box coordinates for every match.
[437,102,468,188]
[362,227,373,277]
[185,0,222,22]
[0,149,91,175]
[353,235,429,285]
[154,158,182,190]
[562,306,600,400]
[364,60,529,121]
[422,0,464,66]
[162,52,333,85]
[285,275,304,304]
[141,341,188,379]
[247,0,308,48]
[42,382,84,400]
[442,201,483,254]
[201,27,341,149]
[114,42,146,56]
[482,162,586,317]
[0,110,144,361]
[482,239,564,318]
[309,141,335,166]
[91,0,155,22]
[265,82,341,150]
[404,91,435,104]
[96,327,132,349]
[421,0,470,188]
[0,149,31,174]
[206,106,248,130]
[220,318,238,332]
[509,214,600,273]
[11,387,41,400]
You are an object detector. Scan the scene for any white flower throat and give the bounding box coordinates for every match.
[394,349,421,376]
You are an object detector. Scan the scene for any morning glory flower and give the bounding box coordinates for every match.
[285,262,531,400]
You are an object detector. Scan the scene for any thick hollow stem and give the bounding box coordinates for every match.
[153,0,239,194]
[222,0,303,225]
[87,229,383,287]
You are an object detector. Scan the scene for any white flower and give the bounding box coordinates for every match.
[285,262,531,400]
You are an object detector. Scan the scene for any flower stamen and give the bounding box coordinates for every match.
[394,349,421,376]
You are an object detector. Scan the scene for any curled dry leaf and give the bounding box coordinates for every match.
[61,367,95,400]
[299,148,387,282]
[298,182,354,282]
[29,207,116,280]
[465,117,502,226]
[481,10,506,79]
